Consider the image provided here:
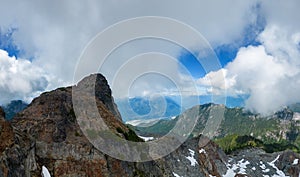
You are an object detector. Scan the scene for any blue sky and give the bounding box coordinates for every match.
[179,4,266,79]
[0,28,20,58]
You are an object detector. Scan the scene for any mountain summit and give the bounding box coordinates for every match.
[76,73,122,121]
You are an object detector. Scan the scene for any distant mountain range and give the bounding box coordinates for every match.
[130,103,300,154]
[116,96,182,122]
[116,95,247,124]
[2,100,28,120]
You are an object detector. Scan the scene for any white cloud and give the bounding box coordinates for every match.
[199,25,300,115]
[260,0,300,32]
[259,25,300,67]
[97,0,258,46]
[227,45,289,114]
[0,0,258,88]
[0,49,48,104]
[108,52,201,99]
[197,69,236,91]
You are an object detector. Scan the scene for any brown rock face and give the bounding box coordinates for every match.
[276,151,300,176]
[76,73,122,121]
[0,107,14,152]
[0,74,148,177]
[0,107,15,177]
[197,136,228,177]
[0,74,136,177]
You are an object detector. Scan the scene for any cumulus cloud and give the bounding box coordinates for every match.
[198,69,236,91]
[0,49,48,104]
[199,25,300,115]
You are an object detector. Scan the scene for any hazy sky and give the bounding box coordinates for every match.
[0,0,299,114]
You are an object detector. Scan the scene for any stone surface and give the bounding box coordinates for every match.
[0,107,14,155]
[76,73,122,121]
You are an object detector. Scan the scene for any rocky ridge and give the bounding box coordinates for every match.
[0,74,225,177]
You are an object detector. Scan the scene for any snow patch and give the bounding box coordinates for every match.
[199,148,206,154]
[126,118,161,126]
[172,172,181,177]
[41,166,51,177]
[224,159,249,176]
[224,155,289,177]
[268,155,288,177]
[260,161,266,170]
[138,135,154,141]
[223,165,238,177]
[185,149,198,166]
[293,159,299,165]
[237,159,250,174]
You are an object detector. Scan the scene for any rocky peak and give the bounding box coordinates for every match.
[274,108,294,120]
[76,73,122,121]
[0,74,140,176]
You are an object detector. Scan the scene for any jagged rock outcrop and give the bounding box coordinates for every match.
[76,73,122,121]
[0,74,134,177]
[221,148,300,177]
[274,108,294,120]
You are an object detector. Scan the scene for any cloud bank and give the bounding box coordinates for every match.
[0,0,299,115]
[200,25,300,114]
[0,0,258,83]
[0,49,48,103]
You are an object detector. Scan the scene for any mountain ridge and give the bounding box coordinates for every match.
[131,103,300,151]
[0,74,299,176]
